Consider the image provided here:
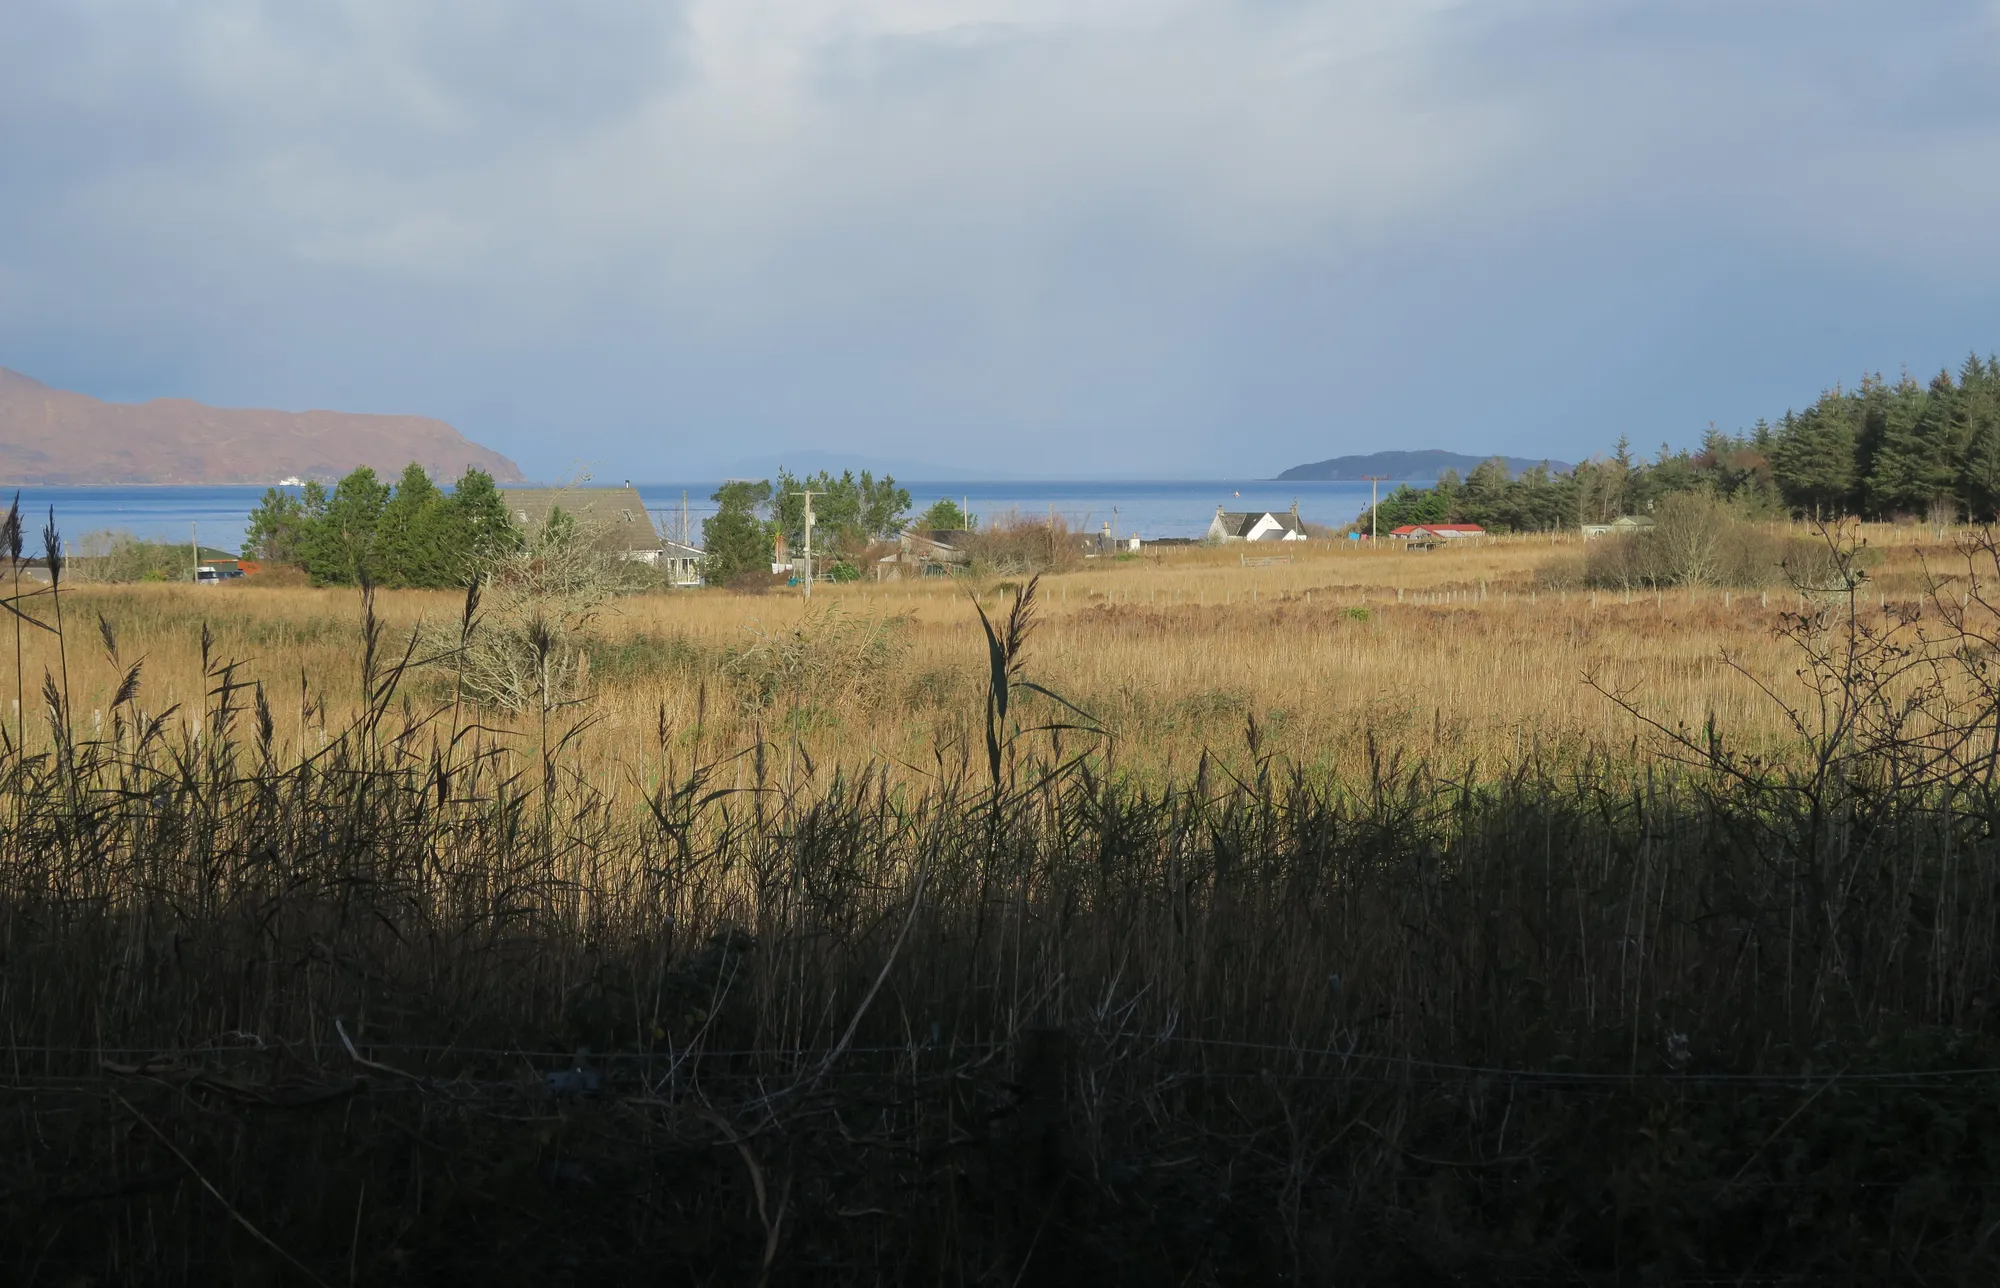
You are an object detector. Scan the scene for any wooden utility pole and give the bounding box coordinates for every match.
[190,522,199,581]
[1362,476,1388,546]
[792,490,822,600]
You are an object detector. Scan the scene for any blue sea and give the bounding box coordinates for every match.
[7,480,1413,557]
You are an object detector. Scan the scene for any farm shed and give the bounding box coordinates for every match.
[875,529,969,580]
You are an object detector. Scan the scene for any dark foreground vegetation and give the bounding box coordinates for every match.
[3,523,2000,1284]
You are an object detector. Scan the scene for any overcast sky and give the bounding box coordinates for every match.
[3,1,1998,480]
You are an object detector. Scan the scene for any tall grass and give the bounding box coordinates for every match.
[2,525,1999,1282]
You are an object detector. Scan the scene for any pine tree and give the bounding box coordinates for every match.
[702,480,773,586]
[371,465,444,587]
[1866,373,1951,517]
[1770,401,1857,517]
[915,498,969,531]
[298,468,391,585]
[243,485,315,563]
[1955,356,2000,518]
[1852,376,1890,509]
[445,468,519,572]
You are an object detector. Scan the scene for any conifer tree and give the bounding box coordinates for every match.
[298,468,390,585]
[1771,401,1857,517]
[371,464,444,587]
[701,480,774,585]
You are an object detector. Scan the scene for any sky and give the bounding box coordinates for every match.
[3,1,1999,481]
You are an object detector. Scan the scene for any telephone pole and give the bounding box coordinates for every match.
[1361,476,1388,545]
[791,490,822,600]
[190,522,200,581]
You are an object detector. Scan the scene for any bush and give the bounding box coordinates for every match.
[960,512,1081,575]
[1568,494,1786,590]
[68,531,195,583]
[725,602,911,715]
[1534,552,1587,590]
[432,506,629,712]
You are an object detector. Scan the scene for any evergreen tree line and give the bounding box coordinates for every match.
[1361,352,2000,533]
[243,465,519,587]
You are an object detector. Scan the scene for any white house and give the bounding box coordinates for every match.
[1207,505,1308,543]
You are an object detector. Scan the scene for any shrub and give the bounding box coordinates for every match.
[726,601,911,715]
[69,530,195,583]
[435,506,627,713]
[1534,552,1587,590]
[1568,495,1787,590]
[959,511,1080,575]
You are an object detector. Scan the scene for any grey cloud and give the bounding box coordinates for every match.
[3,1,1998,477]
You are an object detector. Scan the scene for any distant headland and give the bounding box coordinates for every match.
[0,366,523,486]
[1275,449,1570,482]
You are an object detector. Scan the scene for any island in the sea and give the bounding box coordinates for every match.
[1275,449,1570,482]
[0,366,523,485]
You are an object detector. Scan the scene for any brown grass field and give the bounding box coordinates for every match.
[21,521,1968,778]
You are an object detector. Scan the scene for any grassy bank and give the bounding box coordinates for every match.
[1,527,1998,1282]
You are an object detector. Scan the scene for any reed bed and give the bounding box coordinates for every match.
[1,528,1998,1283]
[13,526,1956,782]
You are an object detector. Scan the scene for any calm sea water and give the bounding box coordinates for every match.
[10,480,1411,556]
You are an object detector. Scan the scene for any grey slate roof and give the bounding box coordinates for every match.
[500,486,661,554]
[1213,511,1304,538]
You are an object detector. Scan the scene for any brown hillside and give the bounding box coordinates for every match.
[0,367,525,485]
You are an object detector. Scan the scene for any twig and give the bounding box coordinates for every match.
[335,1018,424,1084]
[698,1106,789,1287]
[114,1091,334,1288]
[808,857,931,1091]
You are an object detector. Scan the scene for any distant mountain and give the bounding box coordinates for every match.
[0,367,524,485]
[1274,449,1570,482]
